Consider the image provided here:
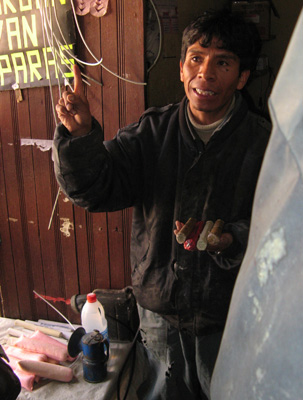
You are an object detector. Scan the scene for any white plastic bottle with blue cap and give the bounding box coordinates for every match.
[81,293,108,341]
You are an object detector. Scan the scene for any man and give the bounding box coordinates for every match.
[53,10,270,399]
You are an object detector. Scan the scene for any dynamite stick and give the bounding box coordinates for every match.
[176,217,197,244]
[207,219,224,246]
[15,320,63,338]
[184,221,205,251]
[196,220,214,251]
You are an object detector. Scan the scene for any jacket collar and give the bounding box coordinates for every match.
[179,91,249,153]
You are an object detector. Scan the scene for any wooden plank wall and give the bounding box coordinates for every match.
[0,0,145,324]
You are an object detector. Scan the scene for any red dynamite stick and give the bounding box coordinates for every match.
[184,221,205,251]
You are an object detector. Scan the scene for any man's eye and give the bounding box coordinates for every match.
[218,60,228,66]
[191,56,201,62]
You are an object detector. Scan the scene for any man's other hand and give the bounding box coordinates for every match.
[174,220,233,253]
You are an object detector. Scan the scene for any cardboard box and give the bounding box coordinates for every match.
[232,1,271,40]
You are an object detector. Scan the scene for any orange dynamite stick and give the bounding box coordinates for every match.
[184,221,205,251]
[207,219,224,246]
[176,217,197,244]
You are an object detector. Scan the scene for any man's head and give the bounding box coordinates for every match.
[179,10,261,125]
[181,10,262,74]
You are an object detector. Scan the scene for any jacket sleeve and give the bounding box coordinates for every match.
[52,117,143,212]
[208,219,250,270]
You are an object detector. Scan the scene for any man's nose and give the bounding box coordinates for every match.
[198,59,215,80]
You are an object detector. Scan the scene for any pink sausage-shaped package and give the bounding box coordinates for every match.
[4,345,48,362]
[14,331,68,362]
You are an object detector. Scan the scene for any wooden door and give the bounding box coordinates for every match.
[0,0,145,324]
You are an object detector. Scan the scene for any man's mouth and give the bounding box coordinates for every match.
[194,88,215,96]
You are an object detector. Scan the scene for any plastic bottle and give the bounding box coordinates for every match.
[81,293,108,341]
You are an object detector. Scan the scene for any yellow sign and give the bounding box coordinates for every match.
[0,0,76,90]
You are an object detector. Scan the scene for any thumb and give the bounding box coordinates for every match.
[72,64,86,100]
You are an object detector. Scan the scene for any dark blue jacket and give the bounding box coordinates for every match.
[53,93,270,335]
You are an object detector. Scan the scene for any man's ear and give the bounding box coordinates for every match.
[237,70,250,90]
[180,60,184,82]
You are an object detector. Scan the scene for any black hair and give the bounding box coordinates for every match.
[181,10,262,73]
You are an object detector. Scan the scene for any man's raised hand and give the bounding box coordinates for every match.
[56,64,92,136]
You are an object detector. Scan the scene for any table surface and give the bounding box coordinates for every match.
[0,317,147,400]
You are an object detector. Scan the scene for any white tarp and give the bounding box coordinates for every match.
[211,8,303,400]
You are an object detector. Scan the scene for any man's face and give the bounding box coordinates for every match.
[180,38,250,125]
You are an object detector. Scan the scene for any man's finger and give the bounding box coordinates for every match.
[72,64,85,100]
[58,97,65,106]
